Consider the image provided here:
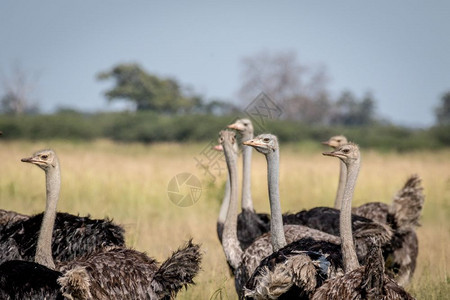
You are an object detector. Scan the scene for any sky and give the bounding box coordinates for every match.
[1,1,449,127]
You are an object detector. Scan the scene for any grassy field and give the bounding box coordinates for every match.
[0,139,449,299]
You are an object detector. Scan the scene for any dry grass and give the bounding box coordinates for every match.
[0,139,449,299]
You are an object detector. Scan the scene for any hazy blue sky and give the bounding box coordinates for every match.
[1,1,449,127]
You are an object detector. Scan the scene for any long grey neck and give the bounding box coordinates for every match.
[35,164,60,270]
[222,141,243,269]
[241,131,254,211]
[266,149,286,251]
[217,175,230,237]
[334,160,346,209]
[340,158,360,272]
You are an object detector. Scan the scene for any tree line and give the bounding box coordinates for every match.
[1,51,449,149]
[0,111,449,151]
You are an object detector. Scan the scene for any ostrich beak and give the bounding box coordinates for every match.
[213,145,223,151]
[228,122,245,131]
[322,151,346,159]
[243,139,262,147]
[321,140,331,146]
[21,157,35,163]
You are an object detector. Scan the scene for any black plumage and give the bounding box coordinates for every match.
[236,209,271,249]
[0,212,125,264]
[281,207,393,262]
[0,260,64,300]
[283,206,383,237]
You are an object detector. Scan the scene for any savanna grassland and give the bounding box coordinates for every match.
[0,139,449,299]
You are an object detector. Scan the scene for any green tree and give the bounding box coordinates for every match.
[97,63,201,114]
[435,91,450,125]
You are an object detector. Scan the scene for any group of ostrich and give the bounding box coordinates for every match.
[216,119,423,299]
[0,119,424,299]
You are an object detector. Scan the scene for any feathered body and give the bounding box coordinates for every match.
[312,267,415,300]
[312,241,415,300]
[244,238,344,300]
[0,209,29,231]
[237,209,271,249]
[239,225,341,285]
[0,212,125,264]
[282,207,393,269]
[0,241,202,300]
[58,240,202,300]
[353,174,424,286]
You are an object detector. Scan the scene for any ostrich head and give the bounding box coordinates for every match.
[323,143,360,164]
[218,130,237,149]
[228,118,254,135]
[214,136,239,154]
[243,133,278,154]
[21,149,59,171]
[322,135,348,149]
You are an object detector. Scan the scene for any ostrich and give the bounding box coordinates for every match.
[0,149,202,299]
[323,135,424,286]
[228,119,270,249]
[0,151,125,265]
[219,131,342,297]
[311,144,415,300]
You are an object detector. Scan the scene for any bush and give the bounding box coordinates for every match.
[0,112,448,150]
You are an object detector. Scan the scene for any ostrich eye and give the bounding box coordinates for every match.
[343,149,350,154]
[263,138,270,142]
[41,155,48,159]
[336,139,341,142]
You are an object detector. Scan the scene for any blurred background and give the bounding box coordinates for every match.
[1,1,450,149]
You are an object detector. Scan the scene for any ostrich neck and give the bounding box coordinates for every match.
[340,158,360,273]
[334,160,346,209]
[266,149,286,251]
[222,141,243,269]
[217,175,230,229]
[35,165,60,270]
[241,131,254,211]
